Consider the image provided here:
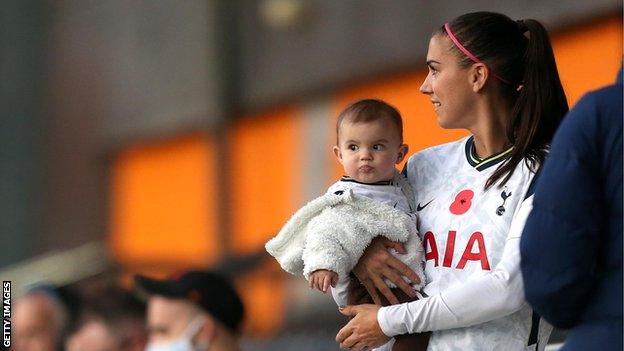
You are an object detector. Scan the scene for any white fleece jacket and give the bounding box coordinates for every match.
[265,188,424,288]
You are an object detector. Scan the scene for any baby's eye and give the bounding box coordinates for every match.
[348,144,358,151]
[372,144,385,151]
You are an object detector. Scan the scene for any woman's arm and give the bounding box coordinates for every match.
[352,237,421,305]
[338,197,533,348]
[377,197,532,335]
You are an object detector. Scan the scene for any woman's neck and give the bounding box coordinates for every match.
[469,97,511,159]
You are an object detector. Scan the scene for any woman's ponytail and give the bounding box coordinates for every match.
[484,18,569,189]
[439,12,569,189]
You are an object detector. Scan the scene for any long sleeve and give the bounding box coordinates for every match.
[331,276,350,308]
[378,198,531,334]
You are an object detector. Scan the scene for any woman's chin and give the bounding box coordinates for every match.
[436,116,453,129]
[436,115,464,130]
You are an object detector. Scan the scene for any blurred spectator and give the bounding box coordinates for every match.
[65,319,116,351]
[64,284,147,351]
[520,68,623,350]
[135,270,245,351]
[13,286,69,351]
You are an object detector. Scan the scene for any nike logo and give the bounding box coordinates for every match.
[416,199,433,211]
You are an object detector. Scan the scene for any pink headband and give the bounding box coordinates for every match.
[444,22,511,85]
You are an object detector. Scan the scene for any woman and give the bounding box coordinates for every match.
[335,11,568,351]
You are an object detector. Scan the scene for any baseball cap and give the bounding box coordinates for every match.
[134,270,244,333]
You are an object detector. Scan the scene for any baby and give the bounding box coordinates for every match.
[266,99,427,350]
[312,99,421,297]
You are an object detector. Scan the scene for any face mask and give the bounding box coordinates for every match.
[146,316,209,351]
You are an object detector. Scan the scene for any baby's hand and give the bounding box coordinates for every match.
[309,269,338,294]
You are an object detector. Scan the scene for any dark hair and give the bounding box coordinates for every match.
[336,98,404,144]
[437,12,569,189]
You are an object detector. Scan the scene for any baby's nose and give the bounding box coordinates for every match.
[360,150,373,159]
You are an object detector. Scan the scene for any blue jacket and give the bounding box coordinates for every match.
[520,74,623,350]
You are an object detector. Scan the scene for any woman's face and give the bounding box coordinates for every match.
[420,34,476,129]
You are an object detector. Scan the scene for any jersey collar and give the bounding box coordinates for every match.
[464,136,513,171]
[340,176,393,185]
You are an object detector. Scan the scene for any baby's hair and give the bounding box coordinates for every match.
[336,99,404,144]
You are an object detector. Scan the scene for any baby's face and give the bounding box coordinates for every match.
[334,119,407,183]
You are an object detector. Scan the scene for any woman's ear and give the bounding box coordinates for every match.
[396,144,409,164]
[471,63,488,92]
[333,146,343,164]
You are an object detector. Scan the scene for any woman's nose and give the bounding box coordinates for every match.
[420,75,432,94]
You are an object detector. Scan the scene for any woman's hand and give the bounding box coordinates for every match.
[352,237,421,304]
[336,304,390,350]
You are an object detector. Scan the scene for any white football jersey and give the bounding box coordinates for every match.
[326,175,415,215]
[378,136,552,351]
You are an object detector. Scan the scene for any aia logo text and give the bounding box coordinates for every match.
[423,230,491,270]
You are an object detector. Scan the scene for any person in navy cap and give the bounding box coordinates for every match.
[135,270,245,351]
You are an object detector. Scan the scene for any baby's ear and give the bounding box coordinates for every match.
[333,146,343,163]
[396,144,409,164]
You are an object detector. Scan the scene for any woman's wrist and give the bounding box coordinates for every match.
[377,305,402,337]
